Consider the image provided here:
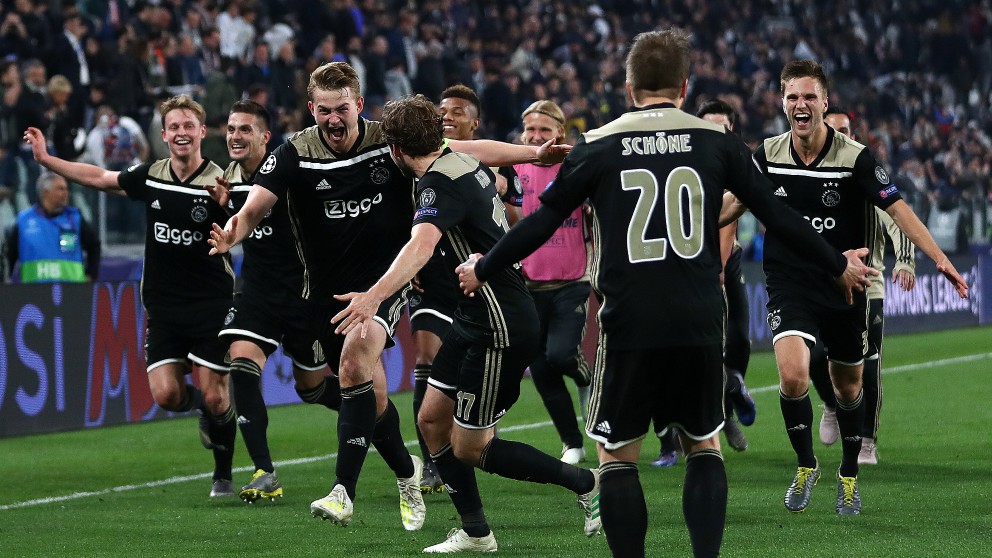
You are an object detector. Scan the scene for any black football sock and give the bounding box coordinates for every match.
[296,375,341,411]
[334,381,376,500]
[432,444,489,537]
[836,389,865,478]
[533,369,583,449]
[413,364,431,459]
[683,449,727,558]
[780,390,817,468]
[230,357,273,473]
[208,404,237,481]
[862,357,881,439]
[371,399,415,479]
[600,461,646,558]
[478,438,594,495]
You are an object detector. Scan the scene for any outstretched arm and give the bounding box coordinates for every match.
[23,127,123,193]
[450,138,571,167]
[885,199,967,298]
[208,184,277,255]
[332,223,442,337]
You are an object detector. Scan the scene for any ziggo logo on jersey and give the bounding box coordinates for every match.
[153,222,203,245]
[804,215,836,233]
[324,193,383,219]
[249,226,273,239]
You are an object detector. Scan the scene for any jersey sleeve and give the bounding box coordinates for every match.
[497,166,523,207]
[537,138,597,213]
[729,135,846,276]
[855,149,901,210]
[253,143,298,199]
[116,162,153,201]
[412,172,466,233]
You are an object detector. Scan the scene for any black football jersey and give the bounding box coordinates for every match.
[117,159,234,311]
[538,103,844,350]
[253,119,414,301]
[754,125,901,308]
[413,150,536,348]
[224,159,304,298]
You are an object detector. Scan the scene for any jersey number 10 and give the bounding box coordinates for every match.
[621,167,705,263]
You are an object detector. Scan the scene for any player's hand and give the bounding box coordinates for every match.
[205,176,231,207]
[535,138,571,165]
[208,215,238,255]
[892,269,916,292]
[331,291,381,338]
[494,173,508,197]
[936,257,968,298]
[411,273,424,293]
[22,127,50,163]
[836,248,880,305]
[455,253,486,296]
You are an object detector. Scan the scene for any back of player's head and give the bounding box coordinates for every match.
[696,99,737,130]
[381,94,444,157]
[230,99,271,131]
[159,94,206,126]
[440,84,481,118]
[780,60,829,96]
[308,61,361,101]
[626,28,691,102]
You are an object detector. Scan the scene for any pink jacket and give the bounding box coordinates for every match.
[514,162,588,282]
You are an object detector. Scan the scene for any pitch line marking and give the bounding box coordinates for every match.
[3,351,990,511]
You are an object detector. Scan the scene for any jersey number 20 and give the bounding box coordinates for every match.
[621,167,705,263]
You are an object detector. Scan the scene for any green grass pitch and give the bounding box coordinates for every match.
[2,326,990,557]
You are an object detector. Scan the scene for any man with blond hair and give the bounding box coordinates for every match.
[208,62,570,529]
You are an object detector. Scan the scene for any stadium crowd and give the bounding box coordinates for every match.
[0,0,989,251]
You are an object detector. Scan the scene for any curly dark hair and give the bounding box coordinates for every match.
[381,94,444,157]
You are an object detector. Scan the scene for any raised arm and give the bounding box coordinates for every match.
[23,127,123,193]
[449,138,571,167]
[885,199,966,297]
[208,184,277,255]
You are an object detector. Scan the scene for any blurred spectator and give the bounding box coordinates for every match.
[45,75,85,161]
[216,0,256,62]
[82,105,148,172]
[4,172,100,283]
[49,8,91,122]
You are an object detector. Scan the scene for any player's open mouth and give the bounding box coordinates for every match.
[175,138,191,145]
[230,142,247,153]
[794,113,811,127]
[329,127,346,141]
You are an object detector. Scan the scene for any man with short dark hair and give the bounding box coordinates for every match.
[206,100,338,504]
[332,94,602,553]
[457,29,879,558]
[730,59,966,516]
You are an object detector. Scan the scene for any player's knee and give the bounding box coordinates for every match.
[153,389,184,411]
[779,374,809,397]
[451,442,482,466]
[202,389,229,414]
